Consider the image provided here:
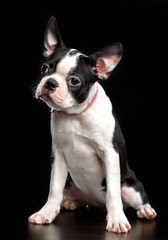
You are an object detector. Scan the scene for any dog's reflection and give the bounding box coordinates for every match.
[27,224,61,240]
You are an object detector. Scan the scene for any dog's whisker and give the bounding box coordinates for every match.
[29,83,38,98]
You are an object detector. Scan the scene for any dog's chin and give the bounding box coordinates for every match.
[39,93,73,111]
[38,93,57,109]
[39,93,51,101]
[39,93,55,106]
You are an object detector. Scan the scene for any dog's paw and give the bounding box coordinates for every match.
[106,211,131,233]
[28,207,59,224]
[61,198,84,210]
[137,204,157,219]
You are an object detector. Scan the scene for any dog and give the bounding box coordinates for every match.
[28,16,157,233]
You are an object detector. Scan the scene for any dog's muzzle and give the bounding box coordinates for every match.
[44,78,59,91]
[36,78,59,100]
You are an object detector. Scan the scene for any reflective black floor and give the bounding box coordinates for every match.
[26,209,167,240]
[3,206,166,240]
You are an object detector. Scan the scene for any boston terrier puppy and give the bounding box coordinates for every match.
[28,17,157,233]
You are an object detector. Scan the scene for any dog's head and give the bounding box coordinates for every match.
[35,17,123,112]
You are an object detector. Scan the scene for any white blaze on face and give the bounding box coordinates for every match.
[36,50,84,110]
[57,50,82,76]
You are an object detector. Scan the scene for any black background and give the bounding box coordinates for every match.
[1,0,168,239]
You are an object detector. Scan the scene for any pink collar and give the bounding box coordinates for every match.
[56,83,99,116]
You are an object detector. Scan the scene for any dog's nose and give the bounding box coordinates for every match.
[44,78,59,91]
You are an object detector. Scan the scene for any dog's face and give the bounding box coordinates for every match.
[36,48,98,110]
[35,17,123,111]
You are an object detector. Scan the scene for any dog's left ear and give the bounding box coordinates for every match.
[43,16,65,57]
[91,43,123,80]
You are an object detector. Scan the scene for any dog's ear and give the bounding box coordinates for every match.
[43,16,65,57]
[91,43,123,80]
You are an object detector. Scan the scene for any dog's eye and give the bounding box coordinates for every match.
[41,63,49,73]
[68,77,81,87]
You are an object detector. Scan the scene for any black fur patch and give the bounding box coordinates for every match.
[112,114,149,204]
[41,48,70,77]
[68,55,98,103]
[112,115,129,180]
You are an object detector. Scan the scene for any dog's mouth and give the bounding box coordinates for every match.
[38,92,51,101]
[38,92,58,109]
[36,87,54,102]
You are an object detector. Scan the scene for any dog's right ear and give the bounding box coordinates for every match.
[43,16,65,57]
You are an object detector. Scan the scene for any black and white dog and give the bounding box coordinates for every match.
[28,17,157,233]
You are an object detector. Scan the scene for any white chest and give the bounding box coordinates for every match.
[52,128,105,193]
[50,85,115,200]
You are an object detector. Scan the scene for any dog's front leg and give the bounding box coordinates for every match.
[28,148,68,224]
[104,149,131,233]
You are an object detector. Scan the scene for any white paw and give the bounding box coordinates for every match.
[137,204,157,219]
[28,207,59,224]
[106,211,131,233]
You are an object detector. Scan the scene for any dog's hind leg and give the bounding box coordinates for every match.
[62,176,85,210]
[121,178,157,219]
[61,198,85,210]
